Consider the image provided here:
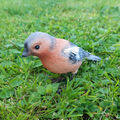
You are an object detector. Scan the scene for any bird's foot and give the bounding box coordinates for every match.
[51,76,66,83]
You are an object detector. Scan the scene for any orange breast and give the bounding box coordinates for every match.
[39,38,82,74]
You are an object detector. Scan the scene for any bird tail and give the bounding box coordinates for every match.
[86,54,101,61]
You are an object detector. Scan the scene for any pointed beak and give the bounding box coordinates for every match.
[22,49,30,57]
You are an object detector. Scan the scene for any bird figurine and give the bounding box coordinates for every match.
[22,32,101,75]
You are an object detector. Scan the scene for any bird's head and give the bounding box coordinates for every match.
[22,32,55,57]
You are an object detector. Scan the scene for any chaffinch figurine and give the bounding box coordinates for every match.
[22,32,101,75]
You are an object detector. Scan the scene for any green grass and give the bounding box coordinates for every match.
[0,0,120,119]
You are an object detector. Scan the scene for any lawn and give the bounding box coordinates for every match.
[0,0,120,119]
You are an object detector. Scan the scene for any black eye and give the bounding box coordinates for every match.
[35,45,40,50]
